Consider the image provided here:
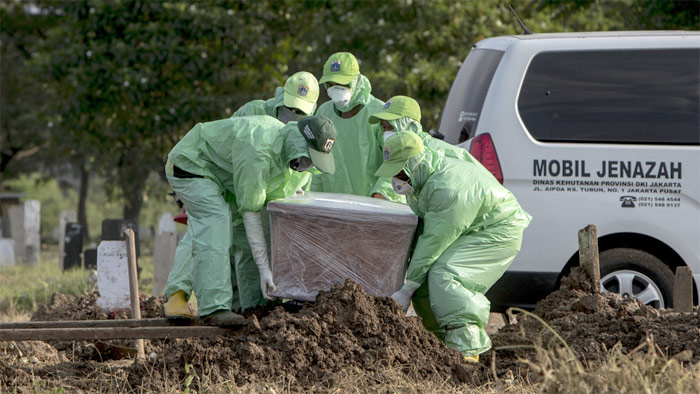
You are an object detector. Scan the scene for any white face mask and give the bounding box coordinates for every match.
[391,176,414,195]
[327,85,352,108]
[290,156,313,172]
[383,131,396,142]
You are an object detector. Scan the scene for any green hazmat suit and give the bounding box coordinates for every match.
[387,117,485,167]
[312,75,403,202]
[402,145,532,356]
[163,87,311,303]
[165,116,312,316]
[232,87,285,118]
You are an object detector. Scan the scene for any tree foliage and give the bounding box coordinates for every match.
[1,0,697,223]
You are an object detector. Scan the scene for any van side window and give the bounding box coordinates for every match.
[438,48,504,144]
[518,49,700,145]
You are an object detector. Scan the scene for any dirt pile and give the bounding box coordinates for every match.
[128,280,477,389]
[487,266,700,377]
[3,281,479,392]
[32,292,164,321]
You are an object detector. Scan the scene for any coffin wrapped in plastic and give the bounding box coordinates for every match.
[267,192,418,301]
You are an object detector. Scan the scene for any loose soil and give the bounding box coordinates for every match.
[2,268,699,392]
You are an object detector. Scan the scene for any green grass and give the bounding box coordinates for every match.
[0,246,155,321]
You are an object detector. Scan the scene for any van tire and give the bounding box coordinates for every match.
[599,248,674,308]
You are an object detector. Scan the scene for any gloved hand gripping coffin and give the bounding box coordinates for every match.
[266,192,418,301]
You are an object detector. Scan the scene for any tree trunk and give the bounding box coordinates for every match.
[122,165,148,225]
[78,163,90,241]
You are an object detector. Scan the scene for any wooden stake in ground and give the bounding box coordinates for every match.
[578,224,601,292]
[124,228,146,360]
[673,266,694,313]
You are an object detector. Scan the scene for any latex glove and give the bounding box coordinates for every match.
[391,280,421,311]
[243,212,277,300]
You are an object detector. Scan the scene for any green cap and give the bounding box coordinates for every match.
[298,116,337,174]
[374,132,424,178]
[284,71,319,115]
[318,52,360,85]
[369,95,422,124]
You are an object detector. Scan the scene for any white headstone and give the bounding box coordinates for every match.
[23,200,40,266]
[157,212,175,234]
[96,240,131,310]
[0,239,15,267]
[153,213,177,296]
[8,205,24,264]
[58,210,77,269]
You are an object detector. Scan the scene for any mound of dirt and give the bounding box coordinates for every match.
[32,292,164,322]
[486,266,700,378]
[4,281,480,392]
[127,280,478,390]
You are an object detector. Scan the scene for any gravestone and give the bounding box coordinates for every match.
[153,212,177,296]
[58,210,77,269]
[84,248,98,269]
[63,223,84,270]
[8,205,24,265]
[96,240,130,310]
[102,219,140,257]
[0,239,15,267]
[23,200,40,266]
[7,200,41,266]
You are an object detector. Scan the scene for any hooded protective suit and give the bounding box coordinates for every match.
[232,87,285,118]
[163,114,312,306]
[165,116,312,316]
[401,145,532,356]
[312,75,402,201]
[387,117,485,167]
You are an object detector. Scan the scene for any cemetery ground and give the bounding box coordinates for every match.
[1,247,700,393]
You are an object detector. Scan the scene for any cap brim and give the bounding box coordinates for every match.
[308,148,335,174]
[284,95,314,115]
[368,111,403,124]
[374,159,407,178]
[319,73,356,86]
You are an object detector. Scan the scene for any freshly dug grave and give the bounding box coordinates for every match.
[3,281,480,392]
[485,266,700,378]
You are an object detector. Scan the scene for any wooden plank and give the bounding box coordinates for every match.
[578,224,601,291]
[673,266,694,313]
[0,326,232,341]
[124,228,145,359]
[0,318,189,329]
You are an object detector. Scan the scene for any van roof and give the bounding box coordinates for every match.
[510,31,700,40]
[475,31,700,51]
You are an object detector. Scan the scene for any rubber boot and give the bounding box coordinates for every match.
[201,309,246,326]
[464,354,479,363]
[163,290,194,321]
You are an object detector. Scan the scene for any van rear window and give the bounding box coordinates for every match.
[438,48,504,144]
[518,49,700,145]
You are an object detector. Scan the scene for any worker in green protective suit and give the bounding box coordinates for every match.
[165,115,337,325]
[233,71,320,121]
[313,52,402,202]
[376,132,531,361]
[369,95,486,167]
[163,72,320,321]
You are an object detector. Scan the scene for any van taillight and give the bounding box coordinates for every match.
[469,133,503,184]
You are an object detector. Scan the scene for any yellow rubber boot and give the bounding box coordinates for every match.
[164,290,194,321]
[464,354,479,363]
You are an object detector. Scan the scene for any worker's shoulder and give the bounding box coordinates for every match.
[233,99,269,117]
[364,95,385,114]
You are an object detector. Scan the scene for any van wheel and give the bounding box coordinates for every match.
[599,248,674,309]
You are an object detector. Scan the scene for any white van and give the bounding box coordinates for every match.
[438,31,699,310]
